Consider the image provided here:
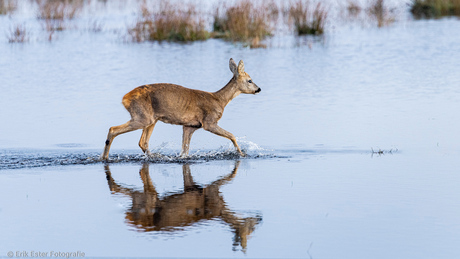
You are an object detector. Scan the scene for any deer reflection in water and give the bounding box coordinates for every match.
[104,161,262,252]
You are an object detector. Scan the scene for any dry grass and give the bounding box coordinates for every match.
[43,17,65,32]
[5,0,451,46]
[0,0,17,15]
[36,0,84,32]
[346,0,362,18]
[410,0,460,18]
[7,24,28,43]
[339,0,397,27]
[128,0,210,42]
[212,0,278,47]
[366,0,396,27]
[36,0,84,20]
[287,0,328,36]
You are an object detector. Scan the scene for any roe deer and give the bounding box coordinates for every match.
[102,58,261,160]
[104,162,262,252]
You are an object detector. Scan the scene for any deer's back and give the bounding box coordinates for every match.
[122,83,222,127]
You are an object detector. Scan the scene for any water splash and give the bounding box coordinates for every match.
[140,140,275,163]
[0,151,104,170]
[0,142,276,170]
[237,137,270,155]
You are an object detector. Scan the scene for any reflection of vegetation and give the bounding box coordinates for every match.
[7,24,28,43]
[410,0,460,18]
[128,0,209,42]
[0,0,17,15]
[287,0,328,35]
[212,0,278,48]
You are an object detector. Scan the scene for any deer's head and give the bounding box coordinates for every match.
[229,58,261,95]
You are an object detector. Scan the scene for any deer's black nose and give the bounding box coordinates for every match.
[255,88,261,94]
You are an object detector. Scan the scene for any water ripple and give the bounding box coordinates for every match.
[0,149,278,170]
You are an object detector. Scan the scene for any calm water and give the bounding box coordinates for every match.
[1,2,460,258]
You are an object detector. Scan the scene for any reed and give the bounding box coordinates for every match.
[36,0,84,20]
[7,24,28,43]
[452,0,460,15]
[0,0,17,15]
[366,0,396,27]
[43,18,65,32]
[128,1,210,42]
[287,0,328,35]
[212,0,277,47]
[410,0,460,18]
[36,0,84,32]
[346,0,362,18]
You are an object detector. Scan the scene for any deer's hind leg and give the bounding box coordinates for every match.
[102,95,157,160]
[102,119,147,160]
[139,121,157,156]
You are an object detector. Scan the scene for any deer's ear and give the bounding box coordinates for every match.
[237,60,245,74]
[229,58,238,75]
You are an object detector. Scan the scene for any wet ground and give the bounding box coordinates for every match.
[1,1,460,258]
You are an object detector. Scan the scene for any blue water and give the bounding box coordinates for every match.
[1,1,460,258]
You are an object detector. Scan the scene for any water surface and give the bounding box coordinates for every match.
[1,4,460,258]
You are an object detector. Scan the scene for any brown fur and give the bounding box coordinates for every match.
[102,59,260,160]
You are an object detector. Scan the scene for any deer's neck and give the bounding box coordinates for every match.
[214,77,241,108]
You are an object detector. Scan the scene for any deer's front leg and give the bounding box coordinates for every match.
[203,123,244,156]
[180,126,199,158]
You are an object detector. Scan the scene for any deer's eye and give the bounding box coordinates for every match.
[248,80,253,84]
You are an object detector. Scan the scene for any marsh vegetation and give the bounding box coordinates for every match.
[339,0,398,27]
[127,0,209,42]
[7,23,28,42]
[410,0,460,18]
[287,0,328,35]
[0,0,16,15]
[35,0,84,40]
[3,0,459,45]
[366,0,397,27]
[212,0,278,47]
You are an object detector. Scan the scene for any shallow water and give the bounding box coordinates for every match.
[1,151,459,258]
[1,2,460,258]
